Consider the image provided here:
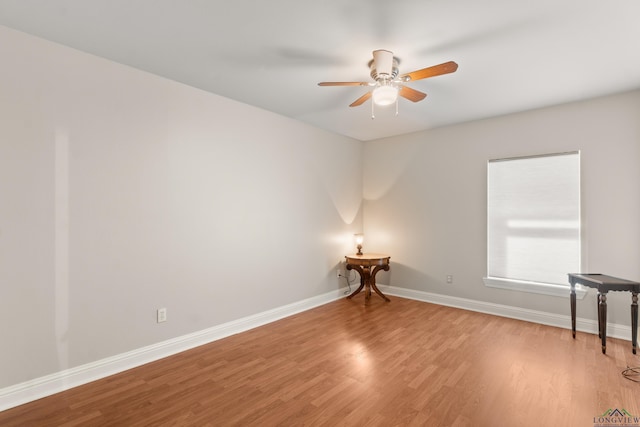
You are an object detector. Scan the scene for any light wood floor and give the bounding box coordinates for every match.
[2,295,639,426]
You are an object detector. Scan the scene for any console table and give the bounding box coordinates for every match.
[345,253,390,304]
[568,273,639,354]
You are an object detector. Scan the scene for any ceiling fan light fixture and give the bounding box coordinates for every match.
[372,85,398,106]
[318,50,457,110]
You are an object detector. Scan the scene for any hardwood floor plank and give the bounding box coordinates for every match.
[1,296,639,426]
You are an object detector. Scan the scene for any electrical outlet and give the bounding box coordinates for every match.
[157,307,167,323]
[446,275,453,284]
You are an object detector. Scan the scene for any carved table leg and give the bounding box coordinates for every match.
[570,284,576,338]
[345,263,390,303]
[370,264,391,302]
[632,292,638,355]
[345,264,365,299]
[599,292,607,354]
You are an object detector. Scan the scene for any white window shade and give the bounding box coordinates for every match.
[487,152,580,287]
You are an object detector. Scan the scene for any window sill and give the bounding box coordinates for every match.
[483,277,587,299]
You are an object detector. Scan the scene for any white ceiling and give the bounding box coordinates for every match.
[1,0,639,141]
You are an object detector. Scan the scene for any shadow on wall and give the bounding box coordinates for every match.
[363,139,423,202]
[325,180,362,225]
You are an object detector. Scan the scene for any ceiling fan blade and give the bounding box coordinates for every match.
[349,92,372,107]
[318,81,370,86]
[399,86,427,102]
[399,61,458,82]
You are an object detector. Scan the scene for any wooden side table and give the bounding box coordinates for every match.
[345,253,390,304]
[568,273,639,354]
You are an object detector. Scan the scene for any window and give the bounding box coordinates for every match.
[484,152,582,297]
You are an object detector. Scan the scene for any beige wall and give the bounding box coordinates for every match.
[0,25,363,388]
[2,21,639,394]
[363,89,640,326]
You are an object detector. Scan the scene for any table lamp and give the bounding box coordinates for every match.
[354,233,364,255]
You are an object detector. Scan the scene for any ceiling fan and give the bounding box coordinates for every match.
[318,49,458,112]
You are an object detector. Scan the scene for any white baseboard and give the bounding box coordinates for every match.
[0,288,349,412]
[2,285,633,413]
[379,285,633,342]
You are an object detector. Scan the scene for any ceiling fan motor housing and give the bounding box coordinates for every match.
[369,49,399,82]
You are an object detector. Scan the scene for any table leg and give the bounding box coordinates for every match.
[599,293,607,354]
[597,292,602,339]
[346,264,375,304]
[570,284,576,339]
[370,264,390,302]
[345,262,390,304]
[345,264,365,299]
[632,292,638,355]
